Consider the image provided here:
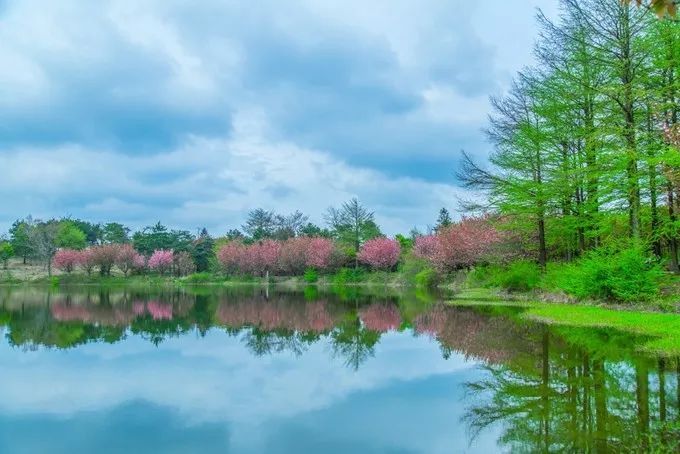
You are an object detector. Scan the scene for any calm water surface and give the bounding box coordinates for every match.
[0,285,678,453]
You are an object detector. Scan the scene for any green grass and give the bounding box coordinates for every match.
[450,288,680,356]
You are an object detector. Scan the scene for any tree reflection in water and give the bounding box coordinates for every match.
[0,285,678,450]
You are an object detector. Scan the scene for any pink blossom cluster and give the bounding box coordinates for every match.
[53,244,147,276]
[357,237,401,270]
[217,237,335,276]
[53,249,81,273]
[414,215,502,271]
[148,249,174,274]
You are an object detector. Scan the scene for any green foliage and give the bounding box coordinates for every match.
[399,254,439,288]
[303,268,319,283]
[326,198,380,264]
[395,234,413,251]
[0,241,13,268]
[556,244,663,303]
[182,272,214,284]
[493,261,542,292]
[102,222,130,244]
[414,268,439,289]
[191,228,215,272]
[332,267,365,285]
[56,221,87,250]
[132,222,193,255]
[435,207,452,231]
[466,264,503,288]
[71,219,102,245]
[9,219,32,262]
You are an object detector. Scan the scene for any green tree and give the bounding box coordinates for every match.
[325,198,381,269]
[102,222,130,244]
[0,241,13,269]
[435,208,452,231]
[29,220,61,276]
[242,209,276,241]
[9,219,33,264]
[132,222,193,255]
[191,228,214,272]
[56,221,87,250]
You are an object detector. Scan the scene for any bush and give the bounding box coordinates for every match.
[414,267,440,289]
[493,260,542,292]
[303,268,319,283]
[183,272,213,284]
[466,264,502,288]
[557,244,663,303]
[332,267,365,285]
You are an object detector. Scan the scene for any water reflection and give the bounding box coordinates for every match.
[0,285,678,452]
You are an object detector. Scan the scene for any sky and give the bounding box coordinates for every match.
[0,0,559,236]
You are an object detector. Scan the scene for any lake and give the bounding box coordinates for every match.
[0,285,677,453]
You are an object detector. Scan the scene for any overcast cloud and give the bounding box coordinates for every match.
[0,0,559,235]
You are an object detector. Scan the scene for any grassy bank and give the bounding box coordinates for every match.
[450,288,680,356]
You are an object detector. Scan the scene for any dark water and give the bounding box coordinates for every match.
[0,285,678,453]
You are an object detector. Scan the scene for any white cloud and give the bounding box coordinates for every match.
[0,109,475,234]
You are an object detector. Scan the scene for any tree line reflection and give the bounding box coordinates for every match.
[0,286,678,450]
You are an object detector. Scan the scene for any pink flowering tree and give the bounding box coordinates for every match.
[148,249,174,275]
[90,244,120,276]
[278,237,308,274]
[53,249,81,274]
[79,248,96,275]
[358,237,401,270]
[421,216,501,271]
[305,237,335,270]
[413,235,440,263]
[174,251,196,276]
[115,244,145,277]
[252,240,281,279]
[217,242,246,274]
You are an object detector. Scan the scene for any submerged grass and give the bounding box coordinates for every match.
[450,288,680,356]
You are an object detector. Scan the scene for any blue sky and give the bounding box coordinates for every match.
[0,0,558,235]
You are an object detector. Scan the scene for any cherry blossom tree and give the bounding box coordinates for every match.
[79,248,96,276]
[436,216,501,270]
[115,244,144,277]
[278,237,308,274]
[53,249,81,274]
[90,244,120,276]
[305,237,335,270]
[251,240,281,279]
[174,251,196,276]
[148,249,174,275]
[413,235,440,263]
[217,241,246,274]
[358,237,400,270]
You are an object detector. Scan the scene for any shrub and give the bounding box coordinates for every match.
[494,260,542,292]
[303,268,319,283]
[333,267,365,285]
[183,272,213,283]
[557,244,663,303]
[415,267,440,289]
